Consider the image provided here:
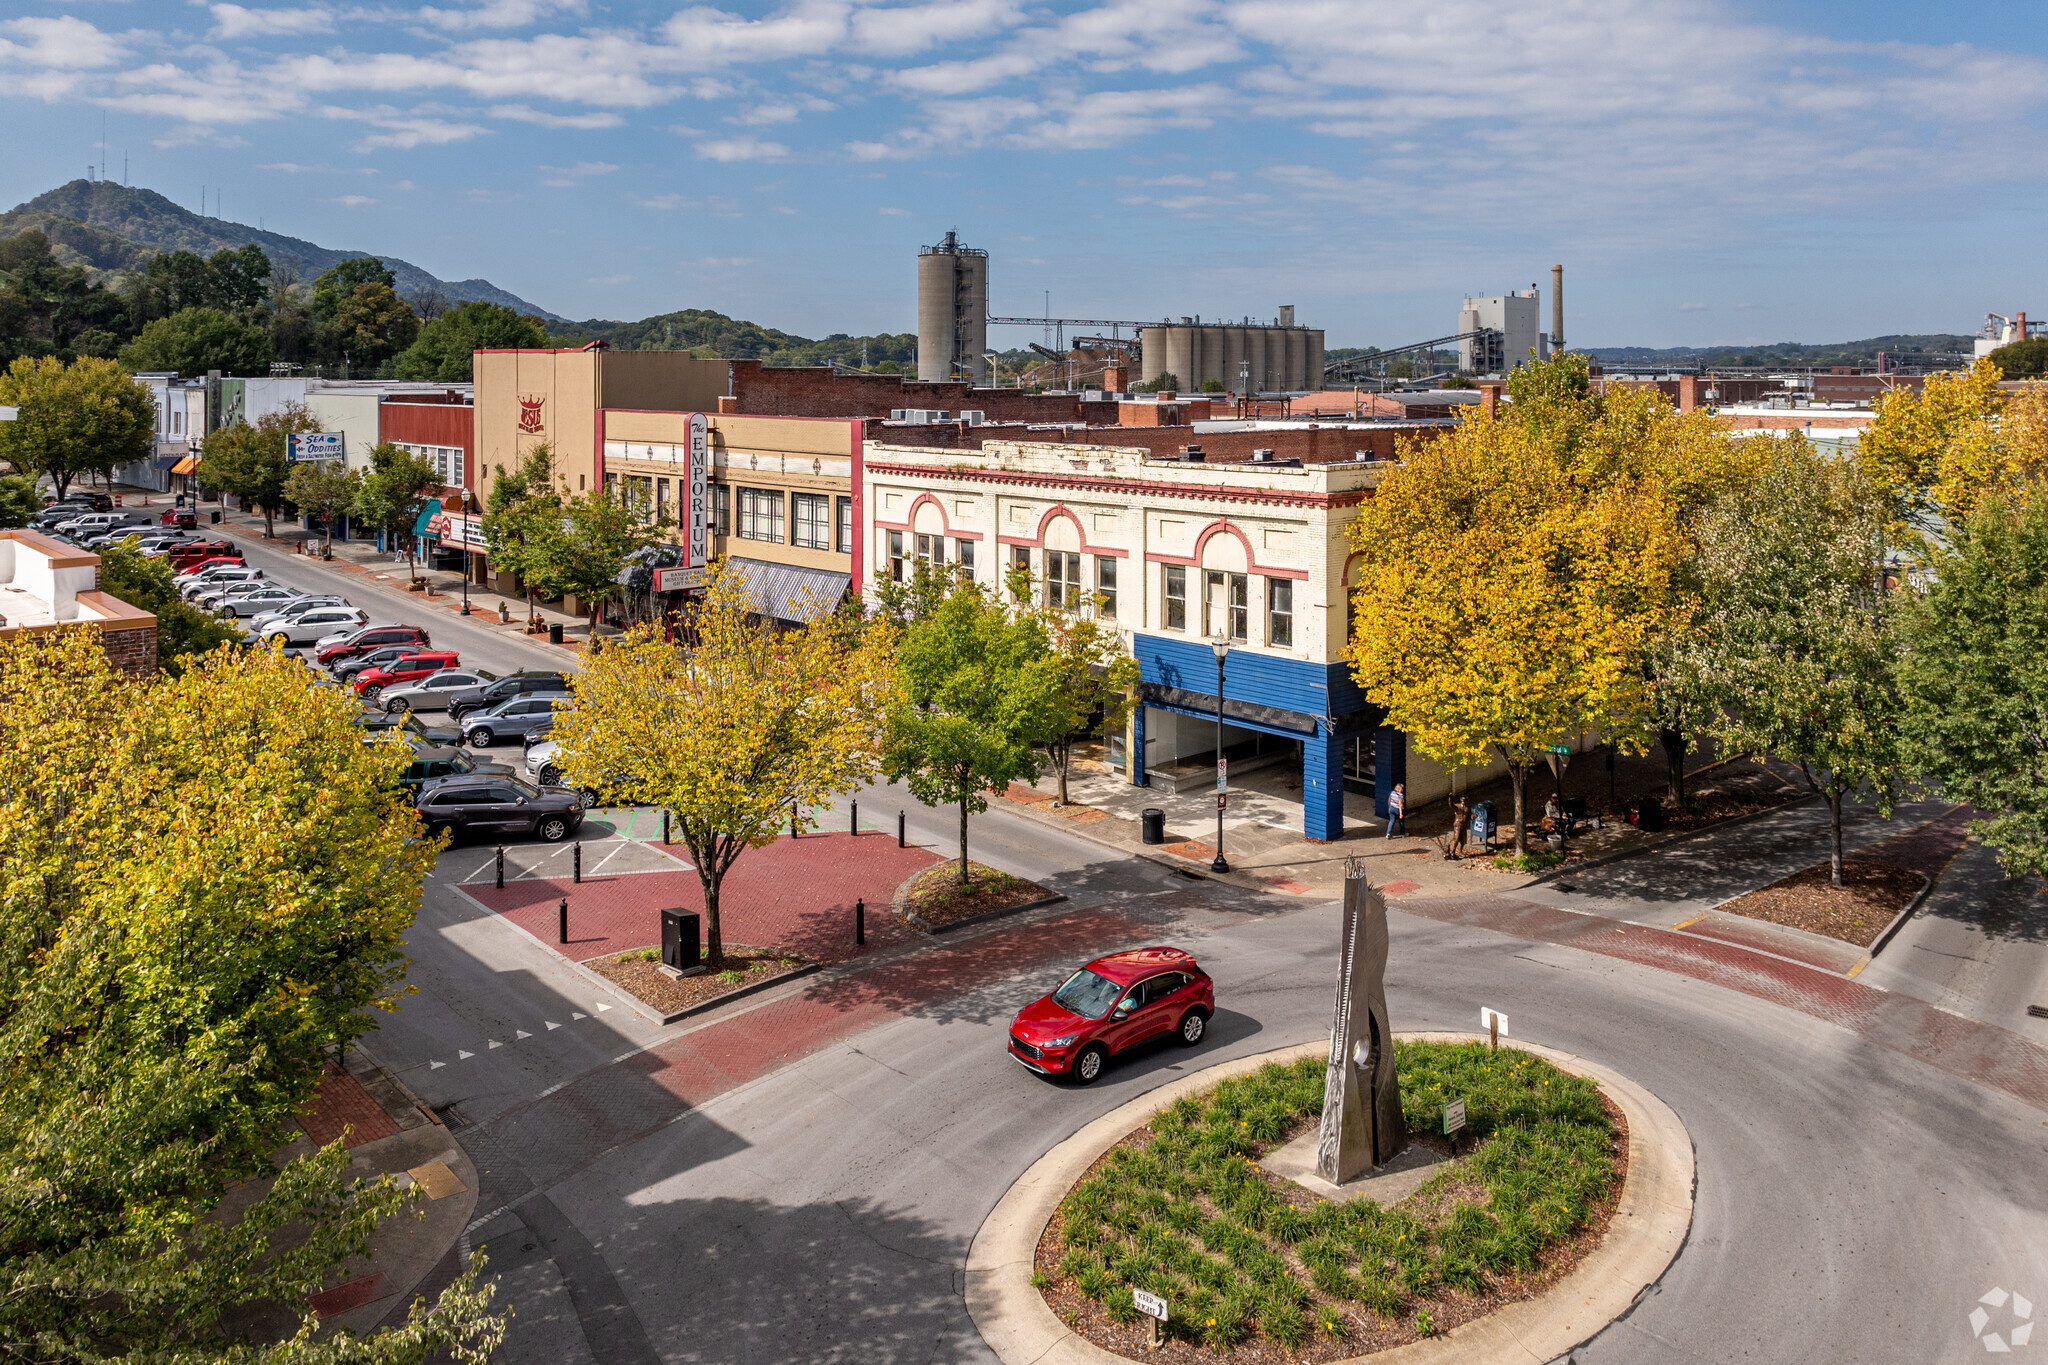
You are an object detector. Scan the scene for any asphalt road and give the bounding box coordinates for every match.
[231,535,2048,1363]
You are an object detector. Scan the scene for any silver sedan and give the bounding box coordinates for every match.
[378,668,498,715]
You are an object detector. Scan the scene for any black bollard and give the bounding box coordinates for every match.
[898,810,906,848]
[855,897,865,946]
[495,845,504,889]
[790,808,798,839]
[851,800,858,836]
[558,898,568,944]
[572,841,582,884]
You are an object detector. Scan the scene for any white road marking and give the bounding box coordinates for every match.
[488,1039,503,1049]
[546,1021,561,1030]
[430,1060,445,1069]
[516,1029,532,1039]
[458,1050,474,1059]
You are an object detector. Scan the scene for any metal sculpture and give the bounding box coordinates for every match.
[1314,857,1407,1184]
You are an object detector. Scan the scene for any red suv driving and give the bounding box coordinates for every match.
[316,624,433,668]
[352,651,461,701]
[1008,947,1214,1085]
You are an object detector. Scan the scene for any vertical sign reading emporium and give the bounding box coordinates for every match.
[687,412,709,567]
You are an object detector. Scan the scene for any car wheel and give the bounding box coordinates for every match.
[466,727,492,747]
[1177,1010,1207,1047]
[578,788,599,810]
[537,815,570,842]
[268,632,290,647]
[1072,1045,1108,1086]
[361,684,383,701]
[384,696,409,715]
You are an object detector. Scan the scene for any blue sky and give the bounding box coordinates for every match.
[3,0,2045,348]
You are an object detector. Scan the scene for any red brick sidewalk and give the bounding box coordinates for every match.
[299,1067,400,1148]
[466,831,939,964]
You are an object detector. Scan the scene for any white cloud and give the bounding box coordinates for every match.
[1678,303,1708,311]
[877,205,910,215]
[539,158,618,185]
[210,5,334,39]
[415,0,588,32]
[490,103,624,128]
[331,194,376,207]
[695,136,787,161]
[321,103,491,151]
[628,192,692,209]
[0,15,126,69]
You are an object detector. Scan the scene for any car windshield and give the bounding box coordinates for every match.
[1050,968,1124,1020]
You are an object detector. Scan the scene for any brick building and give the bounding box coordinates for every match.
[0,530,157,676]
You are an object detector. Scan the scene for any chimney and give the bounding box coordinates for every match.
[717,395,739,413]
[1551,264,1564,354]
[1179,444,1205,462]
[1678,375,1700,413]
[1102,362,1128,392]
[1479,384,1501,419]
[1278,305,1296,328]
[2018,312,2030,345]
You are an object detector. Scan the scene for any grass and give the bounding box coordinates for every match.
[1042,1042,1615,1352]
[1492,848,1566,873]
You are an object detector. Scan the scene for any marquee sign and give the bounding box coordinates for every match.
[286,432,346,462]
[687,412,709,567]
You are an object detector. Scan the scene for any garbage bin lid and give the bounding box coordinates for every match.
[1143,807,1163,817]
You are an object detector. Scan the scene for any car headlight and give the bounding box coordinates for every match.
[1045,1035,1080,1049]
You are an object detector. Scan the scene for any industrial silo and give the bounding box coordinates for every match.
[916,231,988,384]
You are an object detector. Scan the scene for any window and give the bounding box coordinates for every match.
[837,497,853,554]
[1046,551,1081,611]
[1267,577,1293,647]
[738,487,784,543]
[1009,545,1032,599]
[626,475,654,520]
[1164,564,1187,631]
[712,484,730,536]
[1206,570,1248,640]
[656,478,670,518]
[1096,557,1118,619]
[792,493,831,549]
[888,530,907,582]
[954,538,976,576]
[915,533,945,568]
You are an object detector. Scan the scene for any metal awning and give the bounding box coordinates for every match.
[412,504,441,536]
[153,454,184,470]
[170,454,199,475]
[725,557,851,623]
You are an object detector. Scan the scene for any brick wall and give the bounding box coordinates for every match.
[868,420,1441,464]
[97,623,158,677]
[726,360,1120,423]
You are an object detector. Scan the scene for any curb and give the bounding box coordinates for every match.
[1857,869,1937,969]
[993,794,1289,897]
[964,1032,1694,1365]
[1528,790,1817,888]
[651,960,826,1025]
[890,862,1070,936]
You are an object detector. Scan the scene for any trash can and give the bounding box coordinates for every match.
[1141,808,1166,844]
[1634,795,1665,832]
[548,622,564,645]
[1470,800,1496,850]
[209,510,220,524]
[661,908,701,973]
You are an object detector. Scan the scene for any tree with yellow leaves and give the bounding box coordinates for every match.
[549,565,893,967]
[1858,357,2006,544]
[0,629,503,1362]
[1346,357,1686,859]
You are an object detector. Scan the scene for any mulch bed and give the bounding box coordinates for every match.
[1717,860,1924,946]
[585,944,811,1013]
[1034,1093,1628,1363]
[900,861,1050,929]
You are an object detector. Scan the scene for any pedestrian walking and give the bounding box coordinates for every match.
[1449,794,1472,859]
[1383,783,1406,839]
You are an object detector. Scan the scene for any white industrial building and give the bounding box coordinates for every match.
[1458,289,1550,375]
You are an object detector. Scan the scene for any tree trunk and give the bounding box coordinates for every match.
[261,504,275,538]
[1510,763,1528,859]
[1660,726,1689,807]
[1826,790,1845,888]
[696,840,726,970]
[958,794,971,886]
[1053,742,1070,804]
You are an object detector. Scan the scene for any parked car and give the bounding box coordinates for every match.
[258,605,369,647]
[460,693,570,748]
[244,595,348,632]
[331,644,429,684]
[160,507,198,529]
[523,739,633,809]
[445,670,571,721]
[1007,947,1214,1085]
[216,585,304,619]
[396,743,511,793]
[351,651,461,701]
[52,511,145,537]
[356,708,461,747]
[42,490,112,513]
[413,774,584,843]
[169,553,246,580]
[378,667,497,715]
[165,540,237,570]
[315,624,432,668]
[179,566,264,600]
[193,579,276,612]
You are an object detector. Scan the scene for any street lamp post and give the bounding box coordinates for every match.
[1210,636,1230,874]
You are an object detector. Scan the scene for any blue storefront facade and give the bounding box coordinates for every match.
[1126,633,1404,842]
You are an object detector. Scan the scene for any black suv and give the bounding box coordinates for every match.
[414,774,584,843]
[447,671,571,721]
[397,743,511,793]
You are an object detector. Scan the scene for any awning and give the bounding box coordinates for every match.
[153,454,184,471]
[725,557,851,623]
[412,504,442,536]
[170,455,199,475]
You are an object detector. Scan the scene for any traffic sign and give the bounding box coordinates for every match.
[1216,757,1227,791]
[1132,1289,1168,1321]
[1216,793,1227,812]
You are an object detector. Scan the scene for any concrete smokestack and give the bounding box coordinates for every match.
[1551,264,1564,355]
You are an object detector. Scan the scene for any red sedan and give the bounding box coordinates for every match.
[352,651,461,701]
[1008,947,1214,1085]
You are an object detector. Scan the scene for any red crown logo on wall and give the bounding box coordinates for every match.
[517,395,546,434]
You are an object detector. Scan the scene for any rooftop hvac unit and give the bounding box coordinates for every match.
[1252,448,1276,462]
[890,409,907,420]
[961,410,985,425]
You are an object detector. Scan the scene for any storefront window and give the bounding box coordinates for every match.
[792,493,831,549]
[712,484,730,536]
[738,487,784,543]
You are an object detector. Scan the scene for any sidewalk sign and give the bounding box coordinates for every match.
[1133,1288,1168,1347]
[1443,1096,1466,1136]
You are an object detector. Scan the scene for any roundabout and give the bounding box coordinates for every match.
[967,1035,1693,1365]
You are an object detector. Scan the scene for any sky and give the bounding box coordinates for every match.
[2,0,2046,349]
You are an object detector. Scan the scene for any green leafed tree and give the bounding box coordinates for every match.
[881,578,1051,883]
[1896,491,2048,874]
[538,483,670,635]
[0,628,505,1363]
[94,538,241,673]
[0,472,40,527]
[1693,436,1903,885]
[311,257,396,319]
[0,355,155,497]
[202,401,319,539]
[283,456,361,552]
[1986,337,2048,379]
[480,441,564,624]
[1022,600,1139,805]
[119,306,273,377]
[395,301,549,381]
[353,441,445,573]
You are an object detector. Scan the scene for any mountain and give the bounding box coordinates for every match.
[552,308,917,369]
[1584,335,1974,368]
[0,180,563,320]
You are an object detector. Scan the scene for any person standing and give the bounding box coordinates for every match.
[1383,783,1406,838]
